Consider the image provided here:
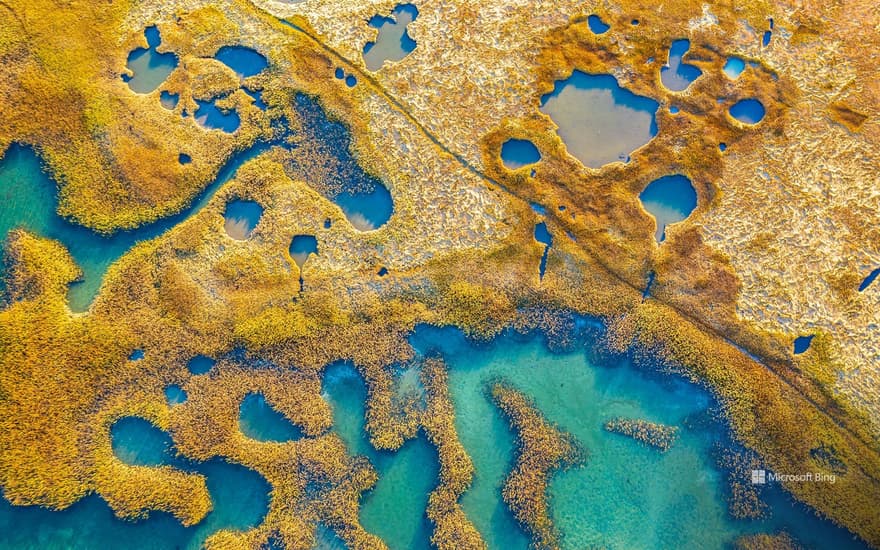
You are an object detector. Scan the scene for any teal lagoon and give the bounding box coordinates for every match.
[0,323,869,549]
[0,142,270,311]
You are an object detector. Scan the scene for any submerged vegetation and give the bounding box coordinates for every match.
[490,382,585,549]
[604,417,679,452]
[0,0,879,548]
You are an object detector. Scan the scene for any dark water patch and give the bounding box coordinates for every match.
[500,139,541,170]
[587,14,610,34]
[223,200,263,240]
[719,142,727,152]
[534,221,552,280]
[165,384,188,406]
[363,4,419,71]
[188,355,216,375]
[195,98,240,133]
[345,75,357,88]
[639,175,698,241]
[670,105,680,114]
[763,21,774,47]
[178,153,192,165]
[540,71,658,168]
[858,267,880,291]
[723,57,745,79]
[661,39,702,92]
[642,270,656,299]
[214,45,268,78]
[0,142,274,312]
[289,234,318,268]
[243,88,267,111]
[160,90,180,109]
[377,267,388,277]
[290,94,394,230]
[321,362,436,549]
[124,26,178,94]
[239,392,303,443]
[793,335,814,355]
[334,67,345,79]
[324,218,332,229]
[729,99,765,124]
[129,349,145,361]
[631,19,640,25]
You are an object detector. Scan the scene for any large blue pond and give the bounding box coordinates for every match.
[639,174,698,241]
[540,71,659,168]
[660,39,702,92]
[363,4,419,71]
[214,46,268,79]
[124,26,178,95]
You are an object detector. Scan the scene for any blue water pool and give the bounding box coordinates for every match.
[124,26,178,94]
[239,393,303,443]
[540,71,658,168]
[660,39,703,92]
[407,324,868,550]
[500,139,541,170]
[639,174,698,241]
[289,234,318,268]
[214,46,268,78]
[729,99,765,124]
[195,98,240,133]
[291,94,394,230]
[534,222,552,279]
[223,200,263,240]
[587,14,610,34]
[322,362,437,550]
[723,57,746,79]
[363,4,419,71]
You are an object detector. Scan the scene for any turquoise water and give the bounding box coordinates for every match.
[587,14,610,34]
[729,99,766,124]
[321,363,436,550]
[0,326,870,548]
[540,71,659,168]
[289,234,318,268]
[214,46,268,79]
[223,199,263,240]
[638,174,698,241]
[723,57,746,79]
[0,142,271,311]
[0,417,270,549]
[239,392,303,442]
[363,4,419,71]
[409,324,868,549]
[500,139,541,170]
[123,27,178,94]
[165,384,188,406]
[660,39,702,92]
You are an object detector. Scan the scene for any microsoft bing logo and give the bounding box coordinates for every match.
[751,469,766,484]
